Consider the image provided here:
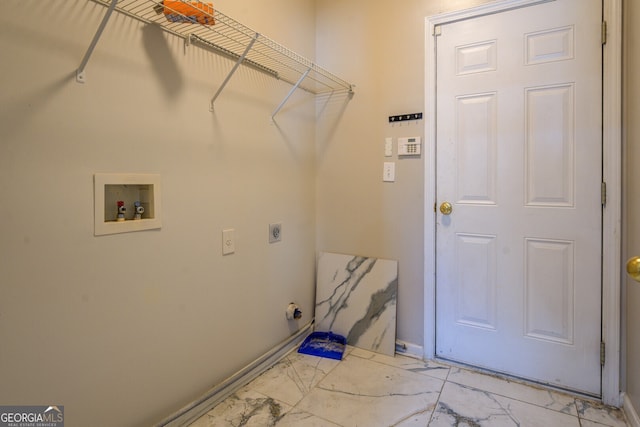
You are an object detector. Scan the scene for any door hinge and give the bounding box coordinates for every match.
[600,341,606,366]
[434,25,442,37]
[601,182,607,206]
[602,21,607,45]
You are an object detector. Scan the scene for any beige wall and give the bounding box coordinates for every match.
[3,0,637,425]
[0,1,317,425]
[315,0,494,348]
[624,0,640,415]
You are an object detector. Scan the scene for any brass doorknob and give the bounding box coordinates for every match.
[440,202,453,215]
[627,257,640,282]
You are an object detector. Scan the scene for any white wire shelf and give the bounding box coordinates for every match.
[78,0,354,115]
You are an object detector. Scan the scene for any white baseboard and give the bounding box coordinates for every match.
[157,322,313,426]
[624,392,640,427]
[395,340,424,360]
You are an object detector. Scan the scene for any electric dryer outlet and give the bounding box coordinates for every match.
[269,223,282,243]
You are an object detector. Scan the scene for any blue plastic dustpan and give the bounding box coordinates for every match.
[298,331,346,360]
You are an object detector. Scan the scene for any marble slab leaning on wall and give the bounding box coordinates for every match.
[315,252,398,356]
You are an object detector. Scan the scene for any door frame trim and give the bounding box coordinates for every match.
[423,0,623,406]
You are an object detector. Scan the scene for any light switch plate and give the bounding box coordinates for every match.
[384,137,393,157]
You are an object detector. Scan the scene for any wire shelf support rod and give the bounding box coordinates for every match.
[76,0,119,83]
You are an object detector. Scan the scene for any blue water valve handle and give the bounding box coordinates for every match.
[134,201,144,219]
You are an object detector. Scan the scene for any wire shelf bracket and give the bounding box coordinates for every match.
[77,0,355,116]
[272,67,311,120]
[209,33,258,112]
[76,0,119,83]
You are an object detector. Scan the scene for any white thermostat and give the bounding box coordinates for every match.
[397,137,421,156]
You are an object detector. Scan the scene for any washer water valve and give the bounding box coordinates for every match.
[286,303,302,320]
[117,201,126,221]
[134,201,144,220]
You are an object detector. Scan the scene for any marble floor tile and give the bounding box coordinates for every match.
[246,351,341,406]
[315,252,398,356]
[349,347,451,381]
[295,354,443,426]
[446,367,578,416]
[191,387,292,427]
[431,381,580,427]
[275,409,341,427]
[392,409,433,426]
[581,420,626,427]
[576,399,629,427]
[492,394,581,427]
[430,380,522,427]
[189,347,631,427]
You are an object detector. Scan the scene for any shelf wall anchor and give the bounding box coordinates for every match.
[272,67,311,120]
[76,0,119,83]
[210,33,259,111]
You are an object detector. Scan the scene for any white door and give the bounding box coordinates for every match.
[435,0,602,396]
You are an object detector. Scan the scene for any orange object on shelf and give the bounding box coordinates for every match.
[156,1,215,26]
